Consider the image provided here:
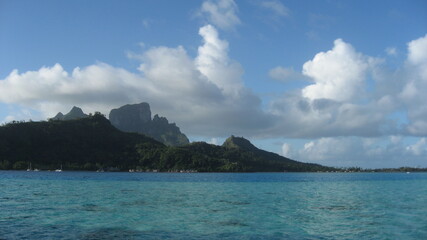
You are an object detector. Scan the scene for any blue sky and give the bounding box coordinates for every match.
[1,0,427,168]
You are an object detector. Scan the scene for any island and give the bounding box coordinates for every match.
[1,103,425,173]
[0,107,335,172]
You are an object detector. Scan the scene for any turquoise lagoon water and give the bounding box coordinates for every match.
[1,171,426,239]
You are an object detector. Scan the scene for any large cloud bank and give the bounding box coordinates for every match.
[269,34,427,138]
[1,0,426,143]
[1,31,427,140]
[0,24,271,137]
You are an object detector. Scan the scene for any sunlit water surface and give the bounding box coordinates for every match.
[1,171,426,239]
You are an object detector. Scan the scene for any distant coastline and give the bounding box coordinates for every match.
[6,166,427,173]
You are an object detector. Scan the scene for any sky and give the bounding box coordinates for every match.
[1,0,427,168]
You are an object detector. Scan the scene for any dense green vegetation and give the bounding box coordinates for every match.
[0,114,164,171]
[0,114,338,172]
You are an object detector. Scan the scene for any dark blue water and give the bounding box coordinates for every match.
[1,171,426,239]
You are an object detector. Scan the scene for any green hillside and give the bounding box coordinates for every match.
[0,115,335,172]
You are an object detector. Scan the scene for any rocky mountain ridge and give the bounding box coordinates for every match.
[50,103,189,146]
[109,103,189,146]
[51,106,88,121]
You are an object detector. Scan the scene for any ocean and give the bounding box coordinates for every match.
[1,171,426,239]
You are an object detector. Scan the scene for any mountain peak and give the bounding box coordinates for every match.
[50,106,88,121]
[109,102,189,146]
[69,106,84,114]
[222,135,258,151]
[51,112,64,120]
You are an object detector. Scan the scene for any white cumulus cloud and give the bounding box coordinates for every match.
[401,34,427,136]
[196,24,244,96]
[407,34,427,67]
[302,39,379,102]
[0,63,146,117]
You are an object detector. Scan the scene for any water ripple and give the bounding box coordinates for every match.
[1,171,427,239]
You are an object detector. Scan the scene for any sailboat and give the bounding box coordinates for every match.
[55,164,63,172]
[26,162,32,171]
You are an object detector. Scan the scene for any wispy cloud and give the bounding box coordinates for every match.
[199,0,241,31]
[268,66,307,82]
[385,47,397,56]
[260,0,290,18]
